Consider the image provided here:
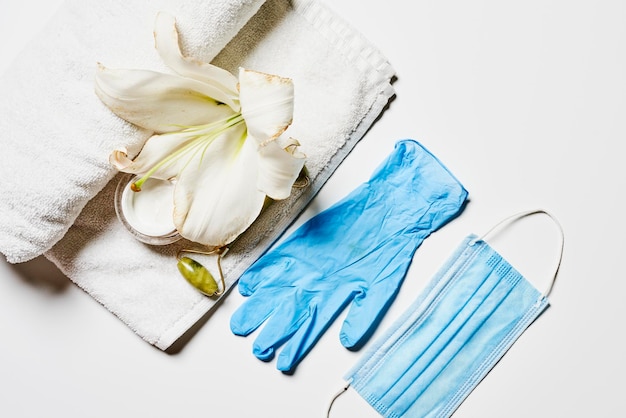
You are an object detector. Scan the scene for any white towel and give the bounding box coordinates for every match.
[1,0,395,349]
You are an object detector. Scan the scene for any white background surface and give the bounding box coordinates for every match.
[1,0,625,417]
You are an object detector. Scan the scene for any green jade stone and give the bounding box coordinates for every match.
[177,256,218,296]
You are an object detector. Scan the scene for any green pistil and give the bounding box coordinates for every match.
[132,113,245,192]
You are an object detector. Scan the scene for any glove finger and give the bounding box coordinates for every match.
[276,287,355,372]
[339,273,406,349]
[251,289,314,362]
[230,287,285,336]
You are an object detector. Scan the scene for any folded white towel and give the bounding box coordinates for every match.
[2,0,395,349]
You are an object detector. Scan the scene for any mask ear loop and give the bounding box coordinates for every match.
[471,209,565,298]
[326,383,350,418]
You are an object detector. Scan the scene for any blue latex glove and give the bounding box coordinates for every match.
[230,140,468,372]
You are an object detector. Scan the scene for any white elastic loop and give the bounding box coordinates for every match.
[326,383,350,418]
[473,209,564,298]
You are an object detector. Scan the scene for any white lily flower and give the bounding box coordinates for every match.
[96,12,305,247]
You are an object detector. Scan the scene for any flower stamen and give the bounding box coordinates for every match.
[131,113,245,191]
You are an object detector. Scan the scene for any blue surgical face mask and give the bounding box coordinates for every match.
[331,209,564,418]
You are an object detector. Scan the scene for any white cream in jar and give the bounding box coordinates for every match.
[115,174,181,245]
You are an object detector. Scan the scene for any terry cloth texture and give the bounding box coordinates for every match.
[0,0,395,350]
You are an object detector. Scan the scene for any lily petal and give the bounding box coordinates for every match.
[95,64,235,133]
[256,137,305,200]
[110,148,134,171]
[154,12,240,111]
[172,124,267,246]
[111,131,200,181]
[238,68,294,145]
